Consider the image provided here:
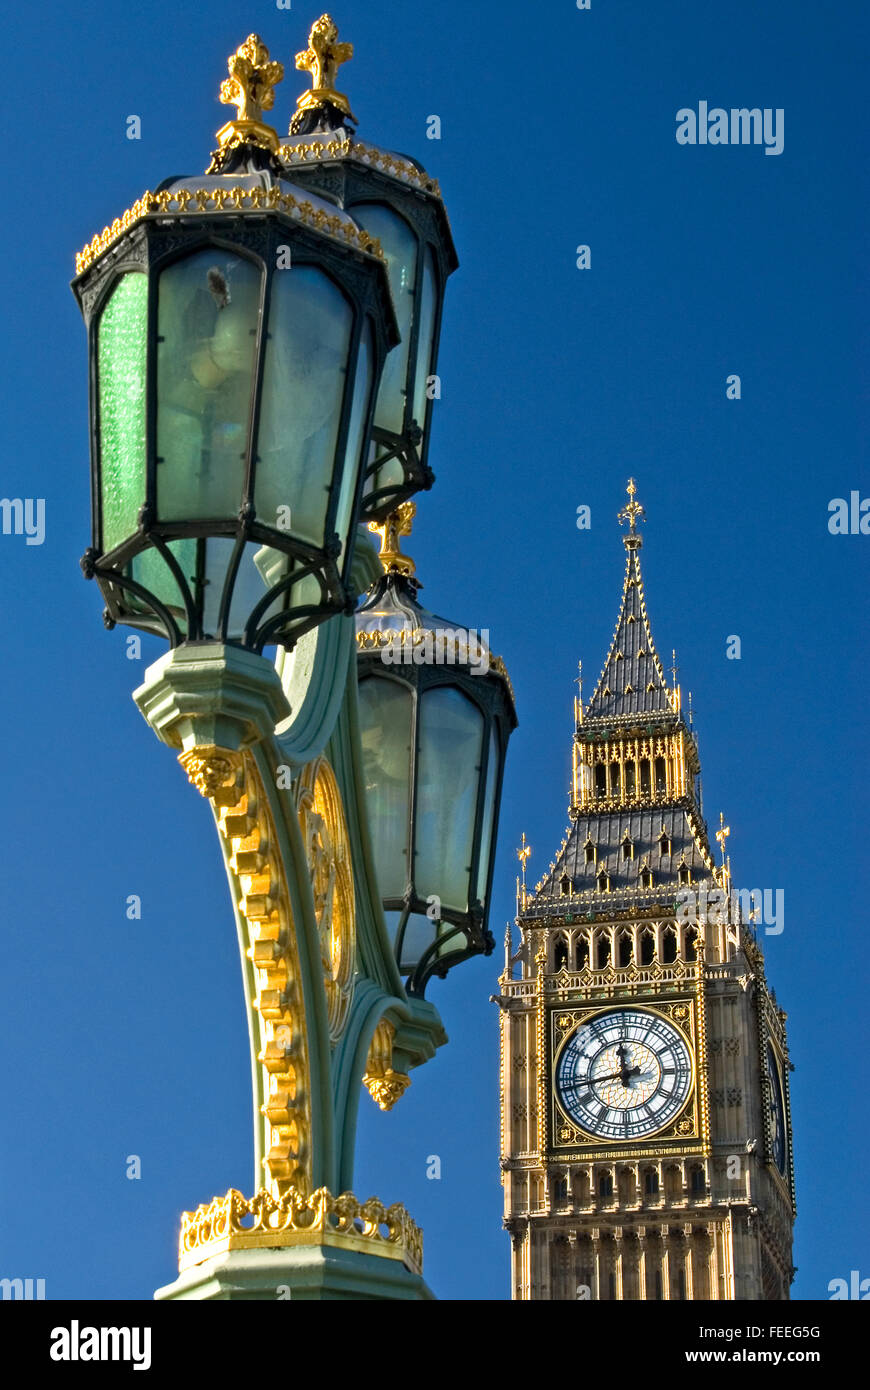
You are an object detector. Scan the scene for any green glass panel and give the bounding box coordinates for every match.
[128,539,196,631]
[257,267,351,548]
[415,686,484,911]
[156,251,261,521]
[98,274,148,553]
[358,676,413,900]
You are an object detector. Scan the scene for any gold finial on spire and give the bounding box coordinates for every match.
[716,812,730,863]
[368,501,417,579]
[214,34,283,157]
[618,477,645,549]
[291,14,356,130]
[517,833,532,911]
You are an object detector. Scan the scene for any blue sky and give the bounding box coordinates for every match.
[0,0,865,1300]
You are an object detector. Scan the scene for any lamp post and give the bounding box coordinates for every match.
[71,19,513,1302]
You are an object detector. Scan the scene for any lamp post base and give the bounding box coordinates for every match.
[154,1245,434,1301]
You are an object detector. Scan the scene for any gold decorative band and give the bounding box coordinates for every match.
[75,185,384,275]
[179,1186,423,1275]
[279,136,442,200]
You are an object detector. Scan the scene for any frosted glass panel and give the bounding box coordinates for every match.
[351,205,417,435]
[98,274,147,552]
[358,677,413,900]
[335,323,372,554]
[156,251,261,521]
[415,687,483,911]
[475,727,500,905]
[411,248,437,433]
[257,267,351,547]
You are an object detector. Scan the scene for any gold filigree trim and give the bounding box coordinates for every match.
[296,755,356,1044]
[75,186,383,275]
[180,746,312,1200]
[363,1020,410,1111]
[356,628,516,707]
[179,1185,422,1275]
[279,135,442,200]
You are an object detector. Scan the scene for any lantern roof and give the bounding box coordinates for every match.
[356,504,517,720]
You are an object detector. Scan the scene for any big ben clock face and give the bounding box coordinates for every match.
[556,1008,693,1141]
[766,1044,787,1174]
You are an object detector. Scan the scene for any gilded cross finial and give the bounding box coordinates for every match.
[516,832,532,910]
[368,502,417,579]
[618,478,645,547]
[220,34,284,123]
[213,35,283,164]
[716,812,731,863]
[291,14,356,131]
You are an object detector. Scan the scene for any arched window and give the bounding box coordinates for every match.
[678,863,690,884]
[552,1176,568,1206]
[640,929,655,966]
[617,931,632,967]
[595,934,611,969]
[585,840,596,864]
[555,938,568,971]
[691,1166,706,1195]
[622,835,634,860]
[560,873,572,897]
[639,759,651,796]
[625,762,637,796]
[599,1171,613,1198]
[686,926,699,961]
[640,866,653,889]
[597,870,609,893]
[595,764,607,799]
[662,927,678,964]
[644,1168,659,1195]
[575,936,590,969]
[659,832,671,856]
[609,763,621,797]
[655,757,667,794]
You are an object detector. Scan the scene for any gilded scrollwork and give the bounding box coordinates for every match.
[296,755,356,1043]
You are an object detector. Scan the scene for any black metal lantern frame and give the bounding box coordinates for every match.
[279,155,458,522]
[73,208,398,652]
[357,642,516,997]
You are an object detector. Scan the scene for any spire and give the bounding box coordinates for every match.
[585,481,677,720]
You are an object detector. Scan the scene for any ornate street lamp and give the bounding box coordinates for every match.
[279,14,458,520]
[356,504,517,995]
[72,33,398,652]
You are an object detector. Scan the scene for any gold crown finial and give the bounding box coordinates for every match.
[292,14,356,129]
[368,502,417,579]
[618,477,645,547]
[214,35,283,160]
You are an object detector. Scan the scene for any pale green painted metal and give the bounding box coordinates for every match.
[134,530,447,1296]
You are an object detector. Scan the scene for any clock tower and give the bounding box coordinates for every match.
[498,482,795,1300]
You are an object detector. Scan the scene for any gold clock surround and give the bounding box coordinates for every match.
[548,994,707,1162]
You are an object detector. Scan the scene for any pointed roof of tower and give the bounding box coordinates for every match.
[585,480,676,720]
